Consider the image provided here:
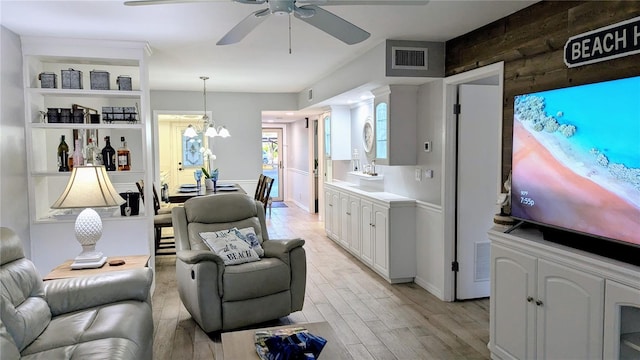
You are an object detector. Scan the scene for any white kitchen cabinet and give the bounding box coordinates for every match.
[371,85,418,165]
[347,195,361,255]
[339,192,350,248]
[322,106,351,160]
[337,192,361,254]
[489,227,640,360]
[325,182,416,283]
[359,200,374,266]
[21,37,153,275]
[371,203,389,275]
[324,187,338,241]
[604,280,640,360]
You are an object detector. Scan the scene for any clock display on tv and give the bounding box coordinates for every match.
[511,75,640,249]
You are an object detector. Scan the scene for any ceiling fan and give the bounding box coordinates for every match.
[124,0,428,46]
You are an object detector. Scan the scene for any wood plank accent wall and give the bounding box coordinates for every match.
[445,0,640,183]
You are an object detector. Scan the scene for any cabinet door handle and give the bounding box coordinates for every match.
[526,296,534,303]
[371,224,376,227]
[346,212,351,215]
[535,300,543,306]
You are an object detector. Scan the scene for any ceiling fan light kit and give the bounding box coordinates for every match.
[123,0,433,45]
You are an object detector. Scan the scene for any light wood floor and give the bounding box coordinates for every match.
[152,203,490,360]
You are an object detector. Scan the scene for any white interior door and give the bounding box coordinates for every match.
[174,125,204,186]
[159,118,204,190]
[456,84,501,300]
[262,128,283,201]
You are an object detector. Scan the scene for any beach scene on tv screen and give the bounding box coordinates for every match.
[511,76,640,245]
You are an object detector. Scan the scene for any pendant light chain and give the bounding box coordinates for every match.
[201,76,209,121]
[288,14,292,55]
[184,76,230,138]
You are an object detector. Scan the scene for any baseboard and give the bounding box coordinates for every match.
[290,199,309,212]
[414,276,445,301]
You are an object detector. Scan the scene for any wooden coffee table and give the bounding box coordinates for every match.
[221,321,352,360]
[43,255,150,281]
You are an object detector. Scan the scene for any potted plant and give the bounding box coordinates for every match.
[199,147,218,190]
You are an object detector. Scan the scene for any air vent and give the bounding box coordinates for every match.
[392,46,428,70]
[474,241,490,281]
[385,40,444,77]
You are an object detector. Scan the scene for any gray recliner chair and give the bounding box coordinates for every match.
[172,193,306,333]
[0,227,154,359]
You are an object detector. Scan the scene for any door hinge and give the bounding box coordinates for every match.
[453,103,461,115]
[451,261,459,272]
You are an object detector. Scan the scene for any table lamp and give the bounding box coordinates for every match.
[51,165,125,269]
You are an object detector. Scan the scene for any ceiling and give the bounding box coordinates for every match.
[1,0,537,120]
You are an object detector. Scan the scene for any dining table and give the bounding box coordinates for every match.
[167,183,247,203]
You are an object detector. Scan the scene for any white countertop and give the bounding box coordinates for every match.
[325,181,416,204]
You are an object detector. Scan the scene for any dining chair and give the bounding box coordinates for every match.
[136,180,175,255]
[253,174,266,200]
[256,175,274,213]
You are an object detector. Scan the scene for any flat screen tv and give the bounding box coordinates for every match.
[511,75,640,265]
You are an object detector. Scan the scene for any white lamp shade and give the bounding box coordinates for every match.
[204,125,218,137]
[218,126,230,138]
[184,125,198,138]
[51,166,125,209]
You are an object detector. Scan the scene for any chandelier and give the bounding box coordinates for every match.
[184,76,230,138]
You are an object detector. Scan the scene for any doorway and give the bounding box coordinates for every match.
[262,128,283,201]
[158,113,208,190]
[442,62,504,301]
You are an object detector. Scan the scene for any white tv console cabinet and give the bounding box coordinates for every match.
[488,226,640,360]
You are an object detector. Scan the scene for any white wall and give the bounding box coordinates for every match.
[0,26,30,255]
[151,91,297,182]
[286,118,311,210]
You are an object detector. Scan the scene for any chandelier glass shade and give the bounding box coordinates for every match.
[184,76,230,138]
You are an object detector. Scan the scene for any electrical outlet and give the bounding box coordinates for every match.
[415,168,422,182]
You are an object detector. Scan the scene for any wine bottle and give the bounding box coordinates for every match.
[84,138,96,165]
[57,135,69,172]
[73,138,84,167]
[117,136,131,171]
[102,136,116,171]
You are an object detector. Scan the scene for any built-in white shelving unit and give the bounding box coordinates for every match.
[21,36,154,275]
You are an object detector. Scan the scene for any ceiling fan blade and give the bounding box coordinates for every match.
[295,5,370,45]
[296,0,428,5]
[217,9,270,45]
[124,0,214,6]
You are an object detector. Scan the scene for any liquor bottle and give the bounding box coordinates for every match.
[117,136,131,171]
[57,135,69,172]
[73,138,84,167]
[101,136,116,171]
[84,138,96,165]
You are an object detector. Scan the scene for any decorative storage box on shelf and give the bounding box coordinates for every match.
[102,106,138,123]
[61,68,82,89]
[39,72,57,88]
[117,76,132,91]
[90,70,110,90]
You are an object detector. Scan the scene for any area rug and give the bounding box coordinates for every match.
[271,202,288,208]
